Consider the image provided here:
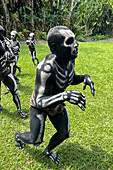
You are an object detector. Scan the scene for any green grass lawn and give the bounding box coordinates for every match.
[0,42,113,170]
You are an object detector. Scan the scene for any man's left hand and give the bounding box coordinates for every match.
[83,74,95,96]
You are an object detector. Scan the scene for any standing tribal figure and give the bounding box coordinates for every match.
[26,33,39,66]
[3,31,20,84]
[10,30,21,82]
[15,26,95,164]
[2,30,21,95]
[0,25,27,118]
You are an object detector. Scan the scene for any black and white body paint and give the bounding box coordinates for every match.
[15,26,95,164]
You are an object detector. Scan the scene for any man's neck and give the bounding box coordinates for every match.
[56,57,69,69]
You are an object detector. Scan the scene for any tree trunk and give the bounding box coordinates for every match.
[1,0,8,33]
[49,0,53,13]
[68,0,75,25]
[31,0,34,31]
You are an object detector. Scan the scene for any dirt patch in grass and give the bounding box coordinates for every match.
[20,38,113,45]
[84,38,113,42]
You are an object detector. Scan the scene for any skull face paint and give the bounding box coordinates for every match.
[59,29,79,59]
[47,26,79,63]
[29,33,35,40]
[11,31,18,40]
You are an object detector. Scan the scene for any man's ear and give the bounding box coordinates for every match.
[50,43,57,54]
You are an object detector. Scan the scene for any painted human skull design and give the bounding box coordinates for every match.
[48,26,79,62]
[59,29,79,56]
[11,31,18,40]
[29,33,35,40]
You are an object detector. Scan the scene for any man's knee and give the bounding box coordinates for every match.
[11,89,18,96]
[60,130,70,140]
[32,136,43,146]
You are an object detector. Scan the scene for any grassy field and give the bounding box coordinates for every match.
[0,42,113,170]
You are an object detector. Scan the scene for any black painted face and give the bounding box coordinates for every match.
[0,26,5,41]
[0,33,3,40]
[55,29,79,62]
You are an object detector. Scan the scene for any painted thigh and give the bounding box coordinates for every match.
[48,107,70,136]
[3,73,17,93]
[30,106,47,144]
[32,50,36,59]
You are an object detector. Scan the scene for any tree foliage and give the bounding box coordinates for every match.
[0,0,113,38]
[71,0,113,36]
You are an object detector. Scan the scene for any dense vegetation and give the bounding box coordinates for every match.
[0,0,113,39]
[0,42,113,169]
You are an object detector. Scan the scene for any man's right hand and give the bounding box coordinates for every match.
[63,91,86,111]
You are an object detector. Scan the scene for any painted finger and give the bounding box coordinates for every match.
[78,103,85,111]
[83,83,86,90]
[80,99,86,108]
[90,83,95,96]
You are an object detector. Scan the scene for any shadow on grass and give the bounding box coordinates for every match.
[2,108,30,122]
[17,83,33,95]
[17,73,34,78]
[23,142,112,169]
[58,143,112,169]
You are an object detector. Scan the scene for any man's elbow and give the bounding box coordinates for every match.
[36,98,45,110]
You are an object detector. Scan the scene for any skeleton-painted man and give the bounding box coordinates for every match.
[15,26,95,164]
[10,30,21,82]
[2,31,21,95]
[5,31,20,83]
[26,33,39,66]
[0,25,27,117]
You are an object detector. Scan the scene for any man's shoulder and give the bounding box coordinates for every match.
[37,54,56,73]
[45,54,56,62]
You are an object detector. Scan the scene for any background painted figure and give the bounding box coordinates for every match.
[26,33,39,66]
[0,25,27,118]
